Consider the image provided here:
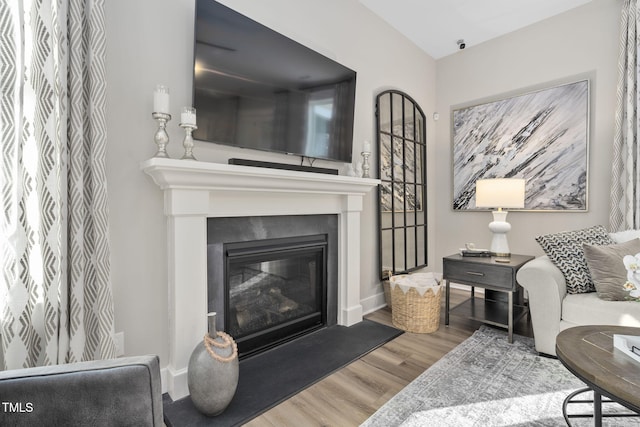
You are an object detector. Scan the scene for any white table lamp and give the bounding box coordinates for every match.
[475,178,525,257]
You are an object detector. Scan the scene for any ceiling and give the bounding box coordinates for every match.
[359,0,593,59]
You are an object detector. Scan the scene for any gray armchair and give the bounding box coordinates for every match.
[0,354,163,426]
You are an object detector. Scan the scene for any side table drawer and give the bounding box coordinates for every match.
[444,261,513,290]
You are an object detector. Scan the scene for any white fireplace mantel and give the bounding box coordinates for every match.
[141,157,380,400]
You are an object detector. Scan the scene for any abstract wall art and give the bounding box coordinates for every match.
[452,79,589,211]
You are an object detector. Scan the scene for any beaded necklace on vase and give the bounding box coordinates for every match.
[203,331,238,363]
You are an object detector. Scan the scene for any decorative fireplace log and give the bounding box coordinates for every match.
[268,287,299,312]
[229,271,273,297]
[230,267,310,332]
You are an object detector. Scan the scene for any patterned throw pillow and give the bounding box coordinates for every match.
[535,225,614,294]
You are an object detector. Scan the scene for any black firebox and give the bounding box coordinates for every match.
[224,235,327,358]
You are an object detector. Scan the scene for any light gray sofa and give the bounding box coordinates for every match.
[517,231,640,356]
[0,355,163,426]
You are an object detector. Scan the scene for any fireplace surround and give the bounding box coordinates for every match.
[141,158,379,400]
[208,215,339,358]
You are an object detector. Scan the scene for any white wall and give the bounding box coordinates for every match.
[106,0,622,365]
[433,0,622,267]
[105,0,436,362]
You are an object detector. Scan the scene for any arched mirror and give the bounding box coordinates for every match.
[376,90,427,279]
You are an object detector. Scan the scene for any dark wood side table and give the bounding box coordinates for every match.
[556,325,640,426]
[443,253,534,343]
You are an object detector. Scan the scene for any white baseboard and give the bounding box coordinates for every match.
[361,291,387,315]
[360,282,481,317]
[160,367,168,394]
[450,283,484,294]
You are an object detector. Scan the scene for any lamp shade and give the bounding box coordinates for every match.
[475,178,525,209]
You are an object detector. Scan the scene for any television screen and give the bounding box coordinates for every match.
[193,0,356,163]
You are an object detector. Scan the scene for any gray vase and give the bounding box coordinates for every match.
[188,312,239,416]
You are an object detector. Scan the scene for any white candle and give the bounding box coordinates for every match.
[181,107,197,126]
[363,140,371,153]
[153,85,170,114]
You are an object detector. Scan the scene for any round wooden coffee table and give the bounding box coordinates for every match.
[556,325,640,426]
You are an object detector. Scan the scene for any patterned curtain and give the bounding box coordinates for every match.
[0,0,116,369]
[611,0,640,231]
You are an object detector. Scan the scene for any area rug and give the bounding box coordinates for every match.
[163,319,402,427]
[362,326,640,427]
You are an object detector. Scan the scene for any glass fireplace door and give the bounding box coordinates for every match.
[224,235,327,357]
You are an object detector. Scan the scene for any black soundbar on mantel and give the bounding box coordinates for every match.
[228,158,339,175]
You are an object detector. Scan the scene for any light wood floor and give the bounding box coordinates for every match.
[245,288,533,427]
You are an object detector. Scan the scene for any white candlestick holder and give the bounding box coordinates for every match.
[152,112,171,158]
[179,123,197,160]
[361,151,371,178]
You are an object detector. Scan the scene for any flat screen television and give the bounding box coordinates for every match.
[192,0,356,163]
